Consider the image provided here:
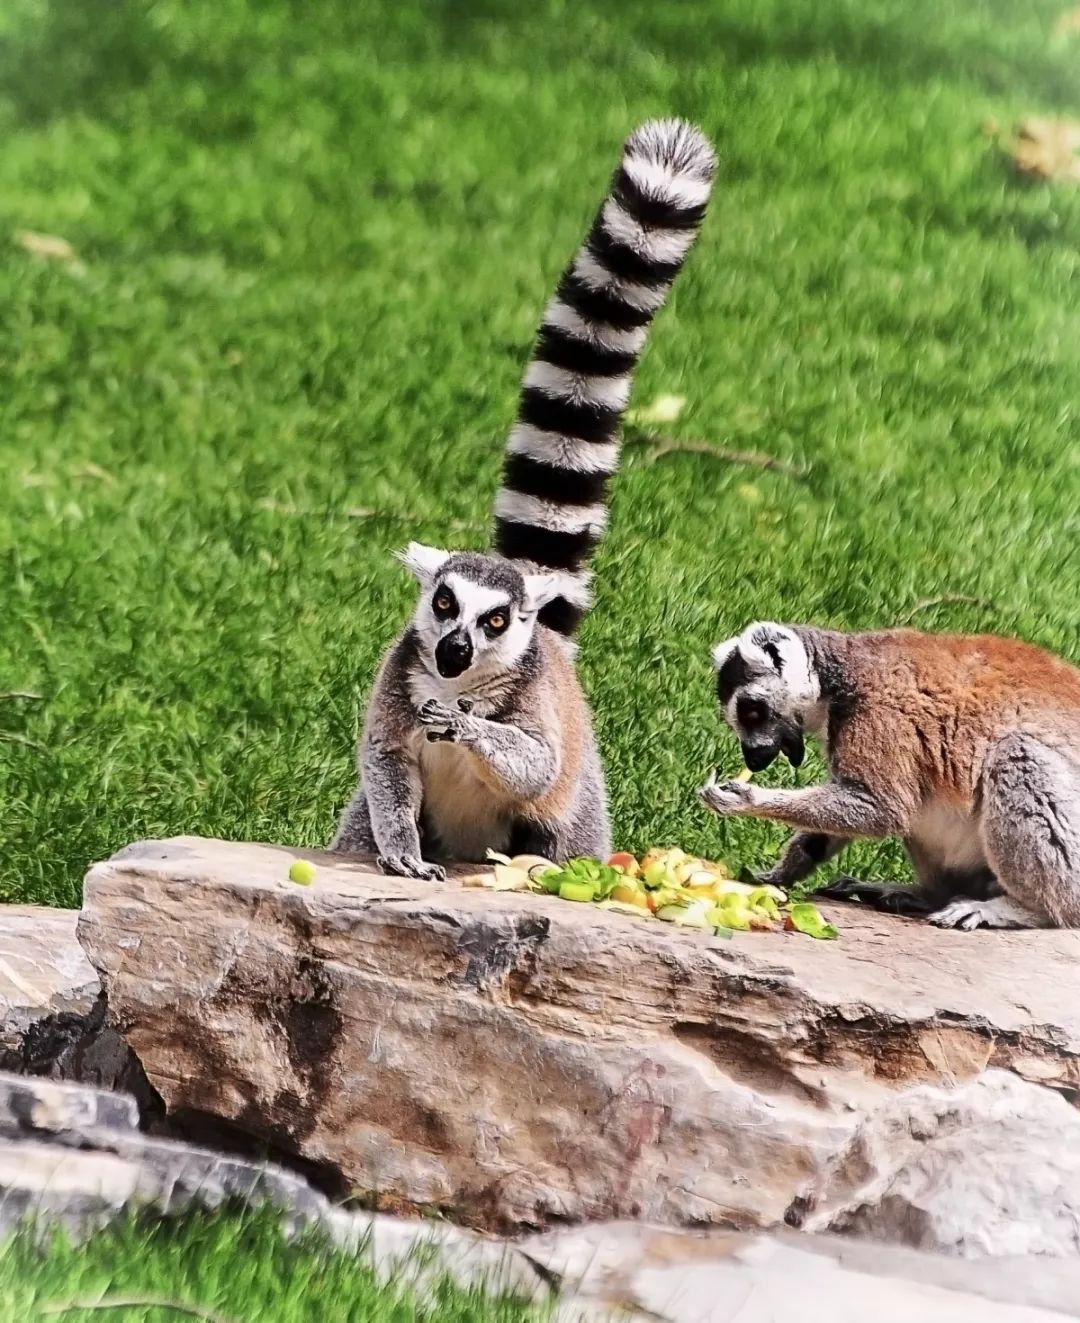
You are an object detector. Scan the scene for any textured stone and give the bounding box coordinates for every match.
[0,904,146,1098]
[0,906,97,1067]
[80,836,1080,1252]
[2,1076,1078,1320]
[528,1223,1080,1322]
[0,1072,541,1302]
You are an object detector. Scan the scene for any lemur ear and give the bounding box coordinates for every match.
[741,622,790,671]
[522,573,561,615]
[396,542,451,582]
[712,637,739,670]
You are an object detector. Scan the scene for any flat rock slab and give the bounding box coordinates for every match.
[3,1075,1076,1323]
[0,904,143,1094]
[528,1223,1080,1322]
[80,836,1080,1251]
[0,906,98,1052]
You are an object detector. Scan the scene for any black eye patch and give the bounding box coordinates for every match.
[716,650,752,705]
[737,697,770,726]
[482,608,510,636]
[432,587,458,619]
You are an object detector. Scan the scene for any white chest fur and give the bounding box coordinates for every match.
[418,738,515,860]
[909,799,987,872]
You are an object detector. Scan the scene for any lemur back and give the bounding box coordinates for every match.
[333,121,717,878]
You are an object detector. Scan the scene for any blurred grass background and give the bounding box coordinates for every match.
[1,0,1078,906]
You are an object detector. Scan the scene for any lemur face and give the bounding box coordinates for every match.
[711,623,820,771]
[398,543,560,680]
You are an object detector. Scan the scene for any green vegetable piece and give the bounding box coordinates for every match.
[288,859,317,886]
[559,879,597,903]
[540,869,565,894]
[654,904,685,923]
[714,898,752,930]
[748,887,780,918]
[788,902,839,940]
[642,862,668,889]
[712,925,734,940]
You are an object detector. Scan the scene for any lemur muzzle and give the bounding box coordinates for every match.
[435,630,473,678]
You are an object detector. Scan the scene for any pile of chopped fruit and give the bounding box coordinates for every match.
[473,847,838,940]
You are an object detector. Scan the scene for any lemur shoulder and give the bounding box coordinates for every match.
[333,121,717,879]
[701,622,1080,930]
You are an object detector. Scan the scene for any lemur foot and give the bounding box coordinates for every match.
[928,896,1051,931]
[377,854,447,883]
[815,876,932,918]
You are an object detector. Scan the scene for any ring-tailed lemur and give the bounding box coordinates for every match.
[700,621,1080,929]
[332,120,717,879]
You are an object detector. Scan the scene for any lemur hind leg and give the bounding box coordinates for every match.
[331,783,377,853]
[932,734,1080,930]
[815,840,998,919]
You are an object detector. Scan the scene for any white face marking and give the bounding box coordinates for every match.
[410,569,537,685]
[737,623,819,708]
[445,575,507,619]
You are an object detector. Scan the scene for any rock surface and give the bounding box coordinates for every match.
[0,904,140,1091]
[528,1223,1080,1322]
[80,836,1080,1252]
[3,1074,1079,1322]
[0,1071,539,1301]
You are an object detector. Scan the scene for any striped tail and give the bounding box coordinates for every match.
[493,119,717,635]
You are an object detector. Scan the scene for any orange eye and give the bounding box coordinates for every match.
[487,613,506,632]
[434,594,453,612]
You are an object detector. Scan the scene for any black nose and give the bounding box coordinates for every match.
[741,740,779,772]
[435,630,472,678]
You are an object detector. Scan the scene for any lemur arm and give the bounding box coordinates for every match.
[762,831,848,888]
[362,735,446,881]
[417,700,558,801]
[701,777,906,839]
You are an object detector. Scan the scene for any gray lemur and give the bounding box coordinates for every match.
[700,621,1080,929]
[332,120,717,879]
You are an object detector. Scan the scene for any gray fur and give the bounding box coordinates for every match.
[331,119,717,878]
[332,558,610,877]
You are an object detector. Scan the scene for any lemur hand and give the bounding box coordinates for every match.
[699,772,759,816]
[377,853,447,883]
[417,698,463,742]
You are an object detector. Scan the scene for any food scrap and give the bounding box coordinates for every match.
[465,847,837,940]
[288,858,317,886]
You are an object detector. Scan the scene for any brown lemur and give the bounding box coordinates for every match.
[332,121,717,879]
[700,622,1080,929]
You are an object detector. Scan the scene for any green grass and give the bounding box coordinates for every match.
[0,1209,544,1322]
[1,0,1079,906]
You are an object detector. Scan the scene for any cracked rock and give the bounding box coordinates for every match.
[79,835,1080,1252]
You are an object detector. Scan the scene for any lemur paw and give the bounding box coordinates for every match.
[699,773,758,816]
[377,854,447,883]
[417,698,461,741]
[928,896,1049,930]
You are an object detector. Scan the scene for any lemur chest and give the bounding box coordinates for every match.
[908,800,987,871]
[418,739,515,861]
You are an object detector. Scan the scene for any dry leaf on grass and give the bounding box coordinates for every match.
[1008,117,1080,183]
[625,393,686,427]
[1054,8,1080,35]
[15,230,78,261]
